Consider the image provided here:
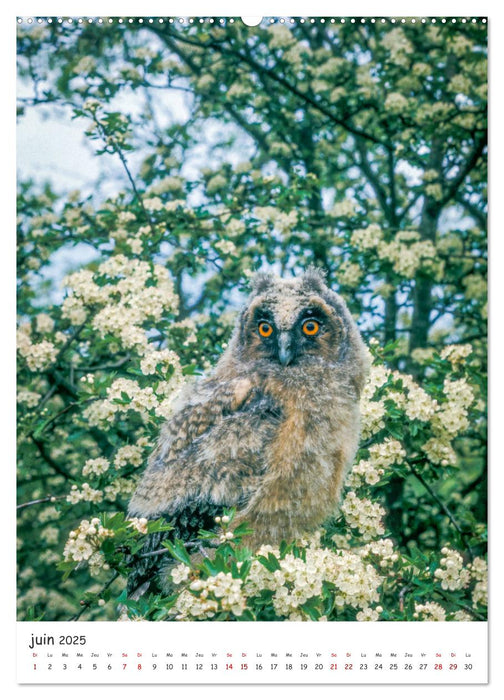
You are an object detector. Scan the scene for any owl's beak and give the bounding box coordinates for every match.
[278,332,294,366]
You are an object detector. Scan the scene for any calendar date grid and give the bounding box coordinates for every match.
[18,621,487,684]
[30,650,475,676]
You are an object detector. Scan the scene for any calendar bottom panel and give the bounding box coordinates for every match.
[17,620,487,684]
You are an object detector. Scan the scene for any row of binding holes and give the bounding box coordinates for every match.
[17,17,487,25]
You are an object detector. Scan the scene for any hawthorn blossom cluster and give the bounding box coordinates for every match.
[434,547,471,591]
[267,24,296,50]
[350,225,441,279]
[83,371,185,426]
[358,538,400,568]
[340,492,386,541]
[381,28,414,64]
[337,261,363,287]
[102,477,138,503]
[368,438,407,469]
[139,349,182,376]
[63,518,114,564]
[114,442,147,469]
[58,253,188,431]
[171,563,191,585]
[413,601,447,621]
[66,437,149,504]
[82,457,110,477]
[67,483,104,505]
[358,356,476,469]
[170,571,246,620]
[17,388,42,407]
[252,206,299,234]
[436,378,475,437]
[331,199,356,218]
[62,254,179,350]
[409,547,487,619]
[356,606,383,621]
[346,458,384,488]
[468,557,488,608]
[17,323,59,371]
[440,344,473,367]
[127,517,149,535]
[169,535,384,621]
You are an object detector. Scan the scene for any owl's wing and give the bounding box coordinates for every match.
[125,501,227,598]
[126,376,282,596]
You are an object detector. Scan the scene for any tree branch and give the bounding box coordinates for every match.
[69,571,121,622]
[408,462,474,560]
[17,495,65,510]
[30,436,73,480]
[155,27,385,147]
[455,193,487,229]
[355,136,393,221]
[439,135,487,208]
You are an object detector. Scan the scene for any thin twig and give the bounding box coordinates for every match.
[112,141,156,237]
[408,462,475,560]
[137,547,173,560]
[156,27,385,147]
[69,571,121,622]
[16,495,65,510]
[76,354,131,372]
[197,542,210,558]
[91,116,156,238]
[399,584,412,613]
[437,591,486,621]
[137,540,204,560]
[30,436,73,480]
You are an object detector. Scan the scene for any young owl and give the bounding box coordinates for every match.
[127,267,370,595]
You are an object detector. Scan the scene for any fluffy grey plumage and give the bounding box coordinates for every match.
[127,267,370,594]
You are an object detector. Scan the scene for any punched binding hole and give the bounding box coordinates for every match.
[241,16,263,26]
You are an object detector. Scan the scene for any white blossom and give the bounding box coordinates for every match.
[434,547,470,591]
[413,601,446,621]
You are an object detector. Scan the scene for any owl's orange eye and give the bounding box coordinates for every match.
[302,319,320,336]
[258,322,273,338]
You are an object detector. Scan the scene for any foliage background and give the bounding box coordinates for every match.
[16,16,487,622]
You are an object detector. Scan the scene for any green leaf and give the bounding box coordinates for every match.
[238,560,251,580]
[300,598,321,621]
[257,553,281,573]
[163,539,191,566]
[237,609,256,621]
[232,521,255,537]
[197,528,218,540]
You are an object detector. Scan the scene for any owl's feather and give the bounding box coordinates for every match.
[127,268,370,595]
[127,379,282,594]
[126,502,227,596]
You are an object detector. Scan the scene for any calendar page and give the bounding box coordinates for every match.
[15,7,489,688]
